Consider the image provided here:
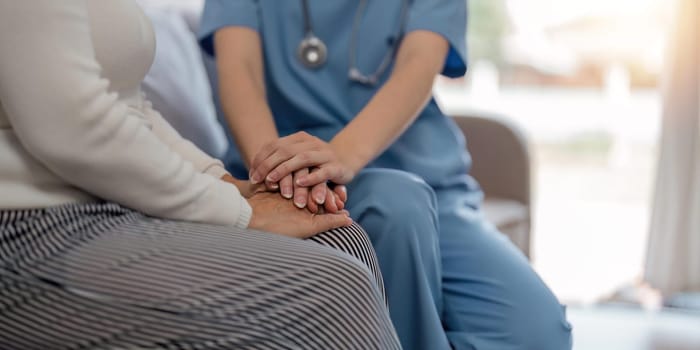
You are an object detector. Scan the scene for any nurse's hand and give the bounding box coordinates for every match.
[272,168,345,214]
[264,168,346,214]
[249,131,355,187]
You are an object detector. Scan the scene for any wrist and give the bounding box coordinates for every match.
[330,138,369,176]
[221,174,259,198]
[246,197,259,228]
[221,173,244,188]
[237,195,254,228]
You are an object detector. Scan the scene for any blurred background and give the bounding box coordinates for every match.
[437,0,669,306]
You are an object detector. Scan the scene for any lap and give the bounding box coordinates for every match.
[435,184,572,349]
[308,224,386,302]
[0,203,396,350]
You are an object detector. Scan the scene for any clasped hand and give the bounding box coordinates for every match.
[248,132,355,214]
[221,174,352,238]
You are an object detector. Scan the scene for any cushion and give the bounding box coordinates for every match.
[482,197,530,255]
[140,6,228,158]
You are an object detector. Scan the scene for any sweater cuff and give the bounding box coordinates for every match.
[204,163,229,179]
[234,194,253,228]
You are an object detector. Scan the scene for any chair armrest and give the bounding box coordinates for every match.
[451,113,533,257]
[452,114,532,206]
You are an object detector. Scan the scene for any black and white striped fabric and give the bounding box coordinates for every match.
[0,203,400,350]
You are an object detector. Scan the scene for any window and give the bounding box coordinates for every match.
[435,0,673,304]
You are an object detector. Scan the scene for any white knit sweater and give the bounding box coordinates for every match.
[0,0,251,228]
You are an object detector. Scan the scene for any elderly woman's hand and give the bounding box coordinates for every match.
[220,174,266,198]
[246,192,353,238]
[226,169,346,214]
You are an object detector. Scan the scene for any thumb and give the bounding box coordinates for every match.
[313,213,353,233]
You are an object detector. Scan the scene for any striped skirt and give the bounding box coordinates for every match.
[0,203,400,350]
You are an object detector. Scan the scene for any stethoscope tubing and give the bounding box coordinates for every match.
[298,0,409,86]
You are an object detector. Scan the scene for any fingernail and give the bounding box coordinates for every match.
[296,177,306,186]
[315,194,325,204]
[266,173,277,182]
[294,200,306,208]
[269,183,279,189]
[250,173,261,184]
[282,190,293,199]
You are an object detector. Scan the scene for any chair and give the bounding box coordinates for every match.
[452,114,533,258]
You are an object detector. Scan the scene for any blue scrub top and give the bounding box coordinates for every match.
[199,0,474,188]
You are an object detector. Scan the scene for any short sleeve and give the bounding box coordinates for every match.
[198,0,260,56]
[405,0,468,78]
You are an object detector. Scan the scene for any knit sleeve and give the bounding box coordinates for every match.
[0,0,251,228]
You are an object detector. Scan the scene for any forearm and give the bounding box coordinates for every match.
[330,31,449,173]
[331,60,435,173]
[244,32,449,190]
[220,73,279,167]
[215,28,279,168]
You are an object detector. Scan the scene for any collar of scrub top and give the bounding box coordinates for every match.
[298,0,409,86]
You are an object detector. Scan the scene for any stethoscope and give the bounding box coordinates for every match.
[297,0,409,86]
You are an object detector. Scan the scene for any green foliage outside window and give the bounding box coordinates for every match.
[467,0,508,66]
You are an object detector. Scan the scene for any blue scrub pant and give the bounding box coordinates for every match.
[346,168,573,350]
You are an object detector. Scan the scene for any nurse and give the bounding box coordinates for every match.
[199,1,573,349]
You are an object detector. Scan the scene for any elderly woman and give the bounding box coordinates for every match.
[0,1,400,349]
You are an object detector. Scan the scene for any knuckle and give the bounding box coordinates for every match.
[292,132,305,141]
[261,143,273,154]
[278,148,290,158]
[258,162,272,173]
[298,152,312,162]
[279,135,290,143]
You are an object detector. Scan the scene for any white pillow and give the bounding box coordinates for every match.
[141,7,228,158]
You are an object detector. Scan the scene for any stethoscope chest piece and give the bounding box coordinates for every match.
[297,35,328,69]
[296,0,407,83]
